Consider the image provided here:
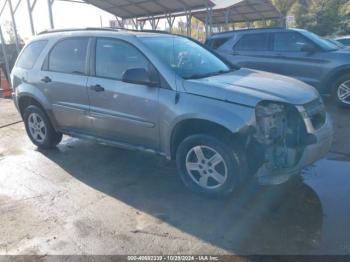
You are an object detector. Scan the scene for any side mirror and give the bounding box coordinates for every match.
[122,68,158,87]
[300,43,316,53]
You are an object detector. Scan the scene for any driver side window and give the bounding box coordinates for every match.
[95,38,151,80]
[273,32,315,52]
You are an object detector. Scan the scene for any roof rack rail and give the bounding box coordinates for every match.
[37,27,172,35]
[212,26,285,35]
[37,27,121,35]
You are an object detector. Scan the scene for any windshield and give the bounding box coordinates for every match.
[139,36,232,79]
[298,29,339,51]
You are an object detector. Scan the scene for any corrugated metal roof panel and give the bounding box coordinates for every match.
[193,0,281,24]
[84,0,215,19]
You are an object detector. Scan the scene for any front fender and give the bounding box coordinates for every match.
[158,91,256,158]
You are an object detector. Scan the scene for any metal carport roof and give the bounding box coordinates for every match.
[83,0,215,19]
[192,0,282,24]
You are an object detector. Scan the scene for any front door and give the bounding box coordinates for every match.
[87,38,159,150]
[268,31,327,88]
[228,32,277,72]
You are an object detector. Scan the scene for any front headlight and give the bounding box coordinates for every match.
[297,97,326,131]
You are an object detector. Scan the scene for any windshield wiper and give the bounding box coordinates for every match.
[185,69,233,80]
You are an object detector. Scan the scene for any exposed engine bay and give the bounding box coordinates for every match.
[247,101,311,181]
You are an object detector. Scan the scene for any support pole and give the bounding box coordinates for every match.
[150,17,159,30]
[186,11,192,37]
[13,0,22,13]
[131,19,138,30]
[209,7,213,36]
[282,17,286,28]
[0,1,7,17]
[47,0,54,29]
[150,17,155,30]
[205,2,210,39]
[139,20,145,30]
[8,0,20,53]
[224,10,228,31]
[26,0,35,35]
[115,17,124,28]
[166,14,175,33]
[0,23,11,82]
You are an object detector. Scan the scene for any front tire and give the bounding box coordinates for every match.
[23,105,62,149]
[176,134,241,197]
[333,74,350,107]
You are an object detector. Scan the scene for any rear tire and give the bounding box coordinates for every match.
[332,74,350,107]
[176,134,241,197]
[23,105,62,149]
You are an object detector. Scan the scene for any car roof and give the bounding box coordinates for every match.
[208,27,300,39]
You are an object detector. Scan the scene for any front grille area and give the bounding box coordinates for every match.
[304,98,326,130]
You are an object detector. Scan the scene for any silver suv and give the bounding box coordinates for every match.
[11,28,333,196]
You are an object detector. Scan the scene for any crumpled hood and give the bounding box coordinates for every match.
[183,68,319,107]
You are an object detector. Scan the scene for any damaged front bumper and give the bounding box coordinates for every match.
[257,112,333,185]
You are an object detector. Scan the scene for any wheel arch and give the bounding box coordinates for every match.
[323,66,350,93]
[17,93,58,130]
[169,118,250,160]
[18,95,45,116]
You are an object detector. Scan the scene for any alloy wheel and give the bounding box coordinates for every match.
[185,145,228,189]
[337,80,350,105]
[28,113,47,143]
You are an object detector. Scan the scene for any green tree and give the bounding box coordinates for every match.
[268,0,297,27]
[272,0,298,16]
[339,0,350,34]
[307,0,343,36]
[289,0,310,28]
[287,0,350,36]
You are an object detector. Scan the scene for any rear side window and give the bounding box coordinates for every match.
[16,40,47,69]
[273,32,314,52]
[234,33,270,51]
[206,37,230,49]
[48,38,88,74]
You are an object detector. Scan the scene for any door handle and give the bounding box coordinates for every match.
[41,76,52,83]
[90,84,105,92]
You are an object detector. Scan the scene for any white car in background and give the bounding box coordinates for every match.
[335,36,350,47]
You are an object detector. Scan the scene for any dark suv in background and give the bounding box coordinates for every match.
[206,28,350,107]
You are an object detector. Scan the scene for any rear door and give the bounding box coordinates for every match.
[87,37,159,149]
[269,31,326,87]
[228,32,276,72]
[40,37,91,131]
